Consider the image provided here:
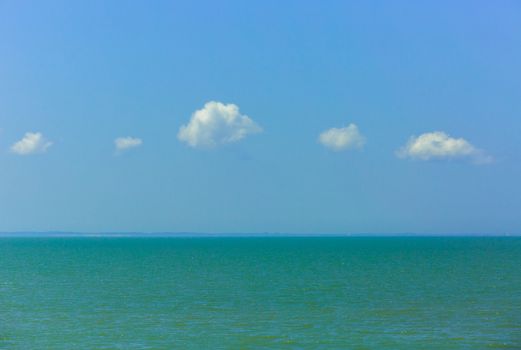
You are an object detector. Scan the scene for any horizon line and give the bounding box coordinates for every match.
[0,231,519,238]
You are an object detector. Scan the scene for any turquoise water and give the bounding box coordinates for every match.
[0,237,520,349]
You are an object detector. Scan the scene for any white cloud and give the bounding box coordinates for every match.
[397,131,492,163]
[318,124,365,151]
[114,137,143,152]
[178,101,262,148]
[11,132,52,155]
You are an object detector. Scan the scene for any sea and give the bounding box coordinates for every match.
[0,236,520,349]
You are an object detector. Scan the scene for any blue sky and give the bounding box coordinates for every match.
[1,0,520,234]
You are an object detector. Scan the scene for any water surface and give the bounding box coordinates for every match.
[1,237,520,349]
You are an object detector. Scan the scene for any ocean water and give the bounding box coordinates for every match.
[0,237,520,349]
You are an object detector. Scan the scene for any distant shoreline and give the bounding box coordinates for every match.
[0,232,519,238]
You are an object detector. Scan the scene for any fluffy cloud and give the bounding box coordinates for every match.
[318,124,365,151]
[178,101,262,148]
[114,137,143,152]
[397,131,491,163]
[11,132,52,155]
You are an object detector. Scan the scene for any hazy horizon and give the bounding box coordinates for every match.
[0,231,519,237]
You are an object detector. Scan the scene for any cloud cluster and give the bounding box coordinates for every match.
[318,124,365,151]
[397,131,491,163]
[11,132,52,155]
[114,137,143,152]
[178,101,262,148]
[5,103,493,167]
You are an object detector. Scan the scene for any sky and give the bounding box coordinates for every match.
[1,0,520,234]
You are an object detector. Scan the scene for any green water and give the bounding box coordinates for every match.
[0,237,520,349]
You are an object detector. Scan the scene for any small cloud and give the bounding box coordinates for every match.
[11,132,52,155]
[318,124,365,151]
[114,137,143,153]
[397,131,492,163]
[178,101,262,149]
